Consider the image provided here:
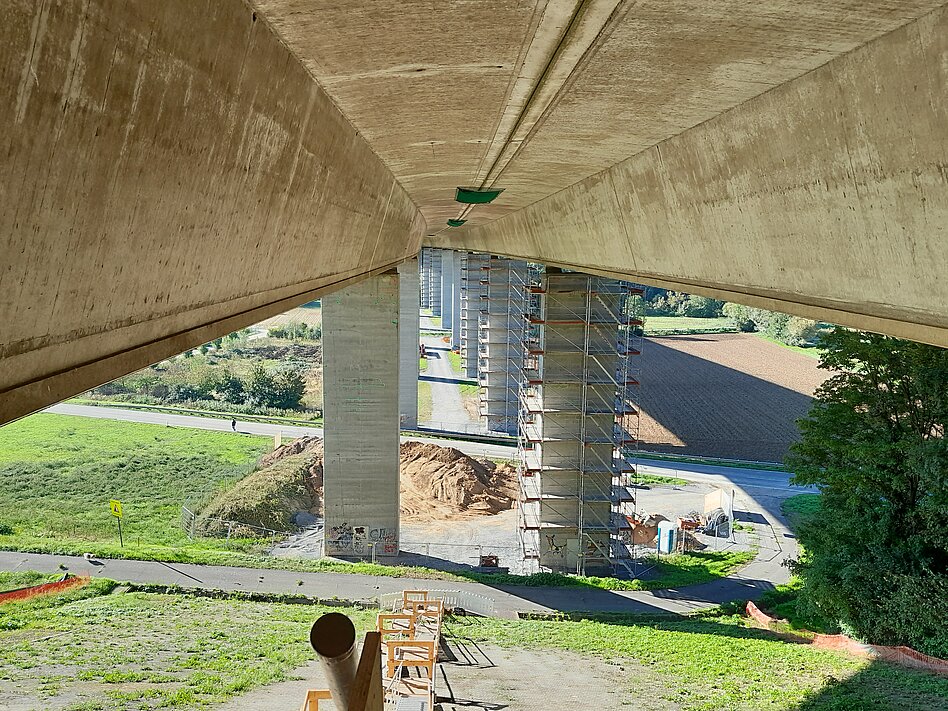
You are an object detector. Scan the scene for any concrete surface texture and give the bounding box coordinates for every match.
[398,257,421,429]
[4,1,947,425]
[323,273,401,557]
[428,6,948,345]
[0,0,423,423]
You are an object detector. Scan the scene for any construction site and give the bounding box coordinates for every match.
[189,248,750,581]
[5,3,946,707]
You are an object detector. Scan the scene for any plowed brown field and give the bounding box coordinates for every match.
[636,333,829,462]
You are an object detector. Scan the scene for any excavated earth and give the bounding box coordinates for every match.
[199,437,516,532]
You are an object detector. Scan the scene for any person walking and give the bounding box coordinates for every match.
[231,418,237,432]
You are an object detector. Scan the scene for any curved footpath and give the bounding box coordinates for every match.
[0,523,791,619]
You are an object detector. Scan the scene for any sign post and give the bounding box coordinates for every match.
[109,499,124,547]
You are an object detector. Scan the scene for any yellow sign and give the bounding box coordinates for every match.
[109,499,123,519]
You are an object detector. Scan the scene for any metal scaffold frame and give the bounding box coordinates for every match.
[516,266,644,576]
[477,256,528,435]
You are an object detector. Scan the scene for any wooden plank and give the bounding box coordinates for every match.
[348,631,383,711]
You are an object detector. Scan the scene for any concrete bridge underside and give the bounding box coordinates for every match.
[2,0,946,424]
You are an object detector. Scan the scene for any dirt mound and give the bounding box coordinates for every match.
[199,438,516,530]
[399,441,517,520]
[198,438,323,534]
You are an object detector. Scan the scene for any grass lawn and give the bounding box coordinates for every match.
[637,472,689,486]
[419,356,427,372]
[782,493,822,529]
[447,350,463,373]
[464,549,755,592]
[0,413,268,550]
[755,332,824,359]
[458,383,479,396]
[0,573,375,710]
[645,316,736,335]
[5,576,946,711]
[418,381,433,422]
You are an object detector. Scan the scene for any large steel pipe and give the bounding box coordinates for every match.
[309,612,359,710]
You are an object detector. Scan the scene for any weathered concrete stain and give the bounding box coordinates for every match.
[432,6,948,346]
[1,0,424,422]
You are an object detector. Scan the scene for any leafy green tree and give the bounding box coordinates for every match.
[787,328,948,656]
[681,295,724,318]
[244,364,276,406]
[214,372,245,404]
[271,366,307,409]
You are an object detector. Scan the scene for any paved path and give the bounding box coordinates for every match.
[0,548,783,619]
[33,402,814,613]
[420,336,478,430]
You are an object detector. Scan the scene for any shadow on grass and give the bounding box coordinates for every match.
[789,660,948,710]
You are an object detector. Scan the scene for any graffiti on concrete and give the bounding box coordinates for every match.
[326,522,398,556]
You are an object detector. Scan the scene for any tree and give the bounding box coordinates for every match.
[681,295,724,318]
[244,364,276,406]
[271,366,307,409]
[214,371,245,404]
[786,328,948,656]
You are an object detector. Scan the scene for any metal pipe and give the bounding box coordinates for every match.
[309,612,358,711]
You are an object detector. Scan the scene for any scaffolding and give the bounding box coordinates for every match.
[460,252,489,379]
[517,267,644,576]
[420,248,432,311]
[420,247,442,316]
[477,257,528,435]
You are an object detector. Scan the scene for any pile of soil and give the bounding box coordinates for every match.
[199,438,516,531]
[198,437,324,534]
[399,441,517,521]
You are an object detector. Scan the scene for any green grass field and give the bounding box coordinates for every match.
[644,316,737,335]
[418,381,433,421]
[3,576,945,710]
[782,493,822,529]
[0,414,268,548]
[0,414,751,594]
[755,332,824,359]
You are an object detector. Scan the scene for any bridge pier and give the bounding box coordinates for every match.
[322,272,401,557]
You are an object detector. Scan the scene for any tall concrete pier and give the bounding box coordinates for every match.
[398,258,420,429]
[518,269,642,575]
[428,250,443,317]
[322,272,400,557]
[440,250,457,334]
